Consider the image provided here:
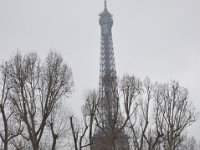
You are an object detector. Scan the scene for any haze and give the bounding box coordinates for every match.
[0,0,200,141]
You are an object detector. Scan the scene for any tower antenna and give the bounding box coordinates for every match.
[104,0,107,10]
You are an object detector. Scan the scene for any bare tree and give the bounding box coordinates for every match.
[82,90,98,149]
[91,74,141,150]
[121,77,198,150]
[6,51,73,150]
[70,115,90,150]
[69,90,98,150]
[154,81,197,150]
[47,103,71,150]
[127,77,163,150]
[0,62,23,150]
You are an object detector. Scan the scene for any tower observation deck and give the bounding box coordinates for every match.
[91,1,130,150]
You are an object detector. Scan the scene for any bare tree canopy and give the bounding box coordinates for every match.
[0,62,23,150]
[0,51,73,150]
[0,52,198,150]
[126,77,198,150]
[154,81,198,150]
[73,74,199,150]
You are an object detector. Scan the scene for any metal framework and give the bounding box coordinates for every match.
[92,1,130,150]
[98,0,119,129]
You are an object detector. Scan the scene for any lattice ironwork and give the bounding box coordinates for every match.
[98,0,120,129]
[91,1,130,150]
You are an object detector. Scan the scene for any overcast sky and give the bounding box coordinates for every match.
[0,0,200,141]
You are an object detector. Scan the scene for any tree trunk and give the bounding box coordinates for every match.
[51,136,57,150]
[113,138,118,150]
[0,105,8,150]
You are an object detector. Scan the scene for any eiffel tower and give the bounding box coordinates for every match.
[91,1,130,150]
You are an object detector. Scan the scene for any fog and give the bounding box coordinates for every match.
[0,0,200,141]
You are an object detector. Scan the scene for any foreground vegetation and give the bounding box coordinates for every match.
[0,51,199,150]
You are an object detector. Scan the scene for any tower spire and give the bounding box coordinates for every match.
[104,0,107,10]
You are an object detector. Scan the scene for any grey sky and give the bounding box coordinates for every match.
[0,0,200,141]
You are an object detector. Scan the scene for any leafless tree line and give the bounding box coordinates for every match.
[70,75,198,150]
[0,51,198,150]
